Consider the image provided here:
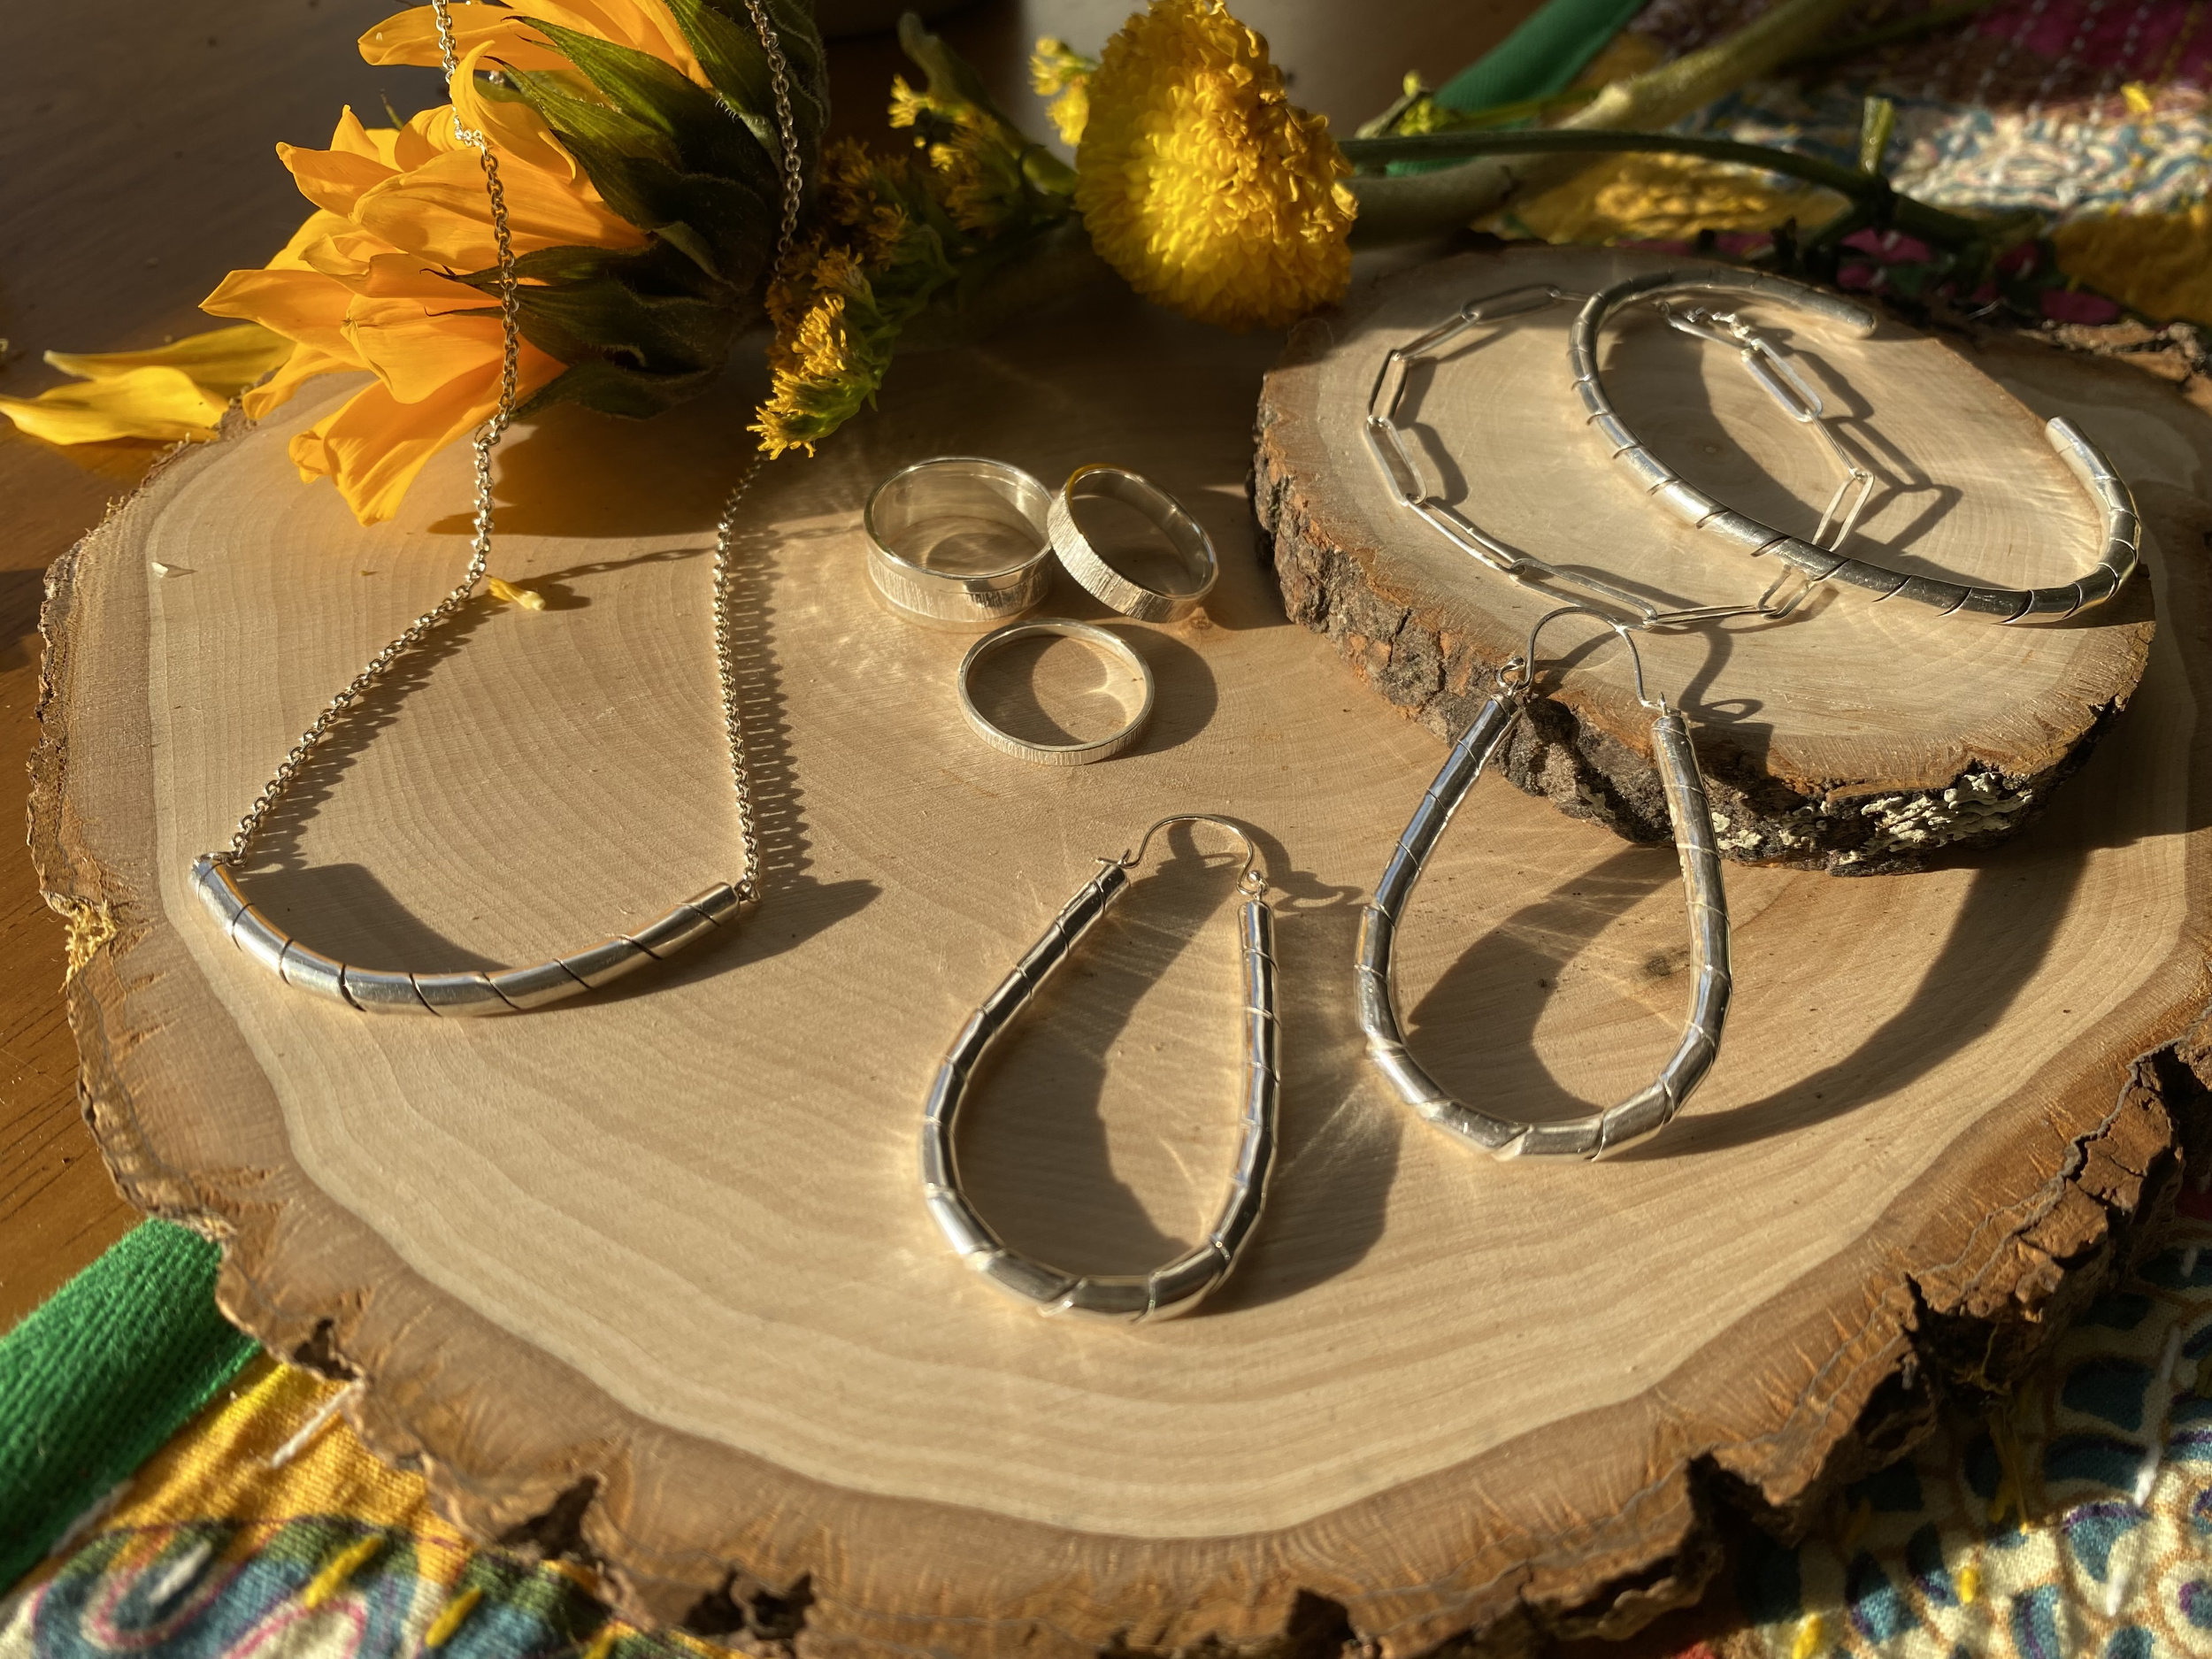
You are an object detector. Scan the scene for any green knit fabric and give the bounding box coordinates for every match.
[0,1219,258,1591]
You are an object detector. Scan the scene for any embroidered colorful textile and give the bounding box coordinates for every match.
[1729,1180,2212,1657]
[0,1354,747,1659]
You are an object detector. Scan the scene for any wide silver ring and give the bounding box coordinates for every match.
[865,457,1056,630]
[1046,465,1218,623]
[956,618,1156,766]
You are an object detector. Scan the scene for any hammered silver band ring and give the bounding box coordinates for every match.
[956,618,1156,765]
[1047,464,1218,623]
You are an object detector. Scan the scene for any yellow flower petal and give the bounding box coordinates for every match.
[288,333,563,523]
[451,39,580,180]
[353,146,646,269]
[1074,0,1354,331]
[242,343,361,422]
[43,323,292,388]
[265,209,364,273]
[277,111,402,219]
[0,365,229,445]
[357,4,569,73]
[485,575,547,609]
[515,0,704,85]
[360,0,709,88]
[202,268,358,357]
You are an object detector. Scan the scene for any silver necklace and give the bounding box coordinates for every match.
[192,0,804,1017]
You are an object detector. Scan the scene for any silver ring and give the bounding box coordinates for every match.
[956,618,1156,766]
[1046,465,1218,623]
[865,457,1056,630]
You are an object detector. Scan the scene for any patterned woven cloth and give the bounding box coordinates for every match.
[1512,0,2212,327]
[4,1189,2210,1658]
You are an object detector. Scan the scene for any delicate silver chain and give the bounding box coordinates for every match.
[218,0,803,909]
[713,0,803,900]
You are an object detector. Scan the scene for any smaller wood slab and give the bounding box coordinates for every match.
[1256,245,2158,872]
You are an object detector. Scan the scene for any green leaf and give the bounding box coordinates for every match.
[526,18,772,196]
[895,12,1017,130]
[504,68,680,166]
[661,0,779,144]
[1857,95,1896,177]
[522,358,722,420]
[515,280,737,373]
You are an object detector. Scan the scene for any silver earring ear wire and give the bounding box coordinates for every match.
[1356,607,1732,1159]
[921,816,1278,1322]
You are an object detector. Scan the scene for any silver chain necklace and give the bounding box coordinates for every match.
[191,0,805,1017]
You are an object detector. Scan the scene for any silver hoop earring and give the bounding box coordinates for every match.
[1356,608,1732,1159]
[921,817,1278,1321]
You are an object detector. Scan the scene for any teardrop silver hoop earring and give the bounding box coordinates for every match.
[921,816,1278,1322]
[1356,607,1732,1160]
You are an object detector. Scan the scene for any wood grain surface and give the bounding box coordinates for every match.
[1256,245,2156,872]
[32,257,2212,1651]
[0,0,1544,1333]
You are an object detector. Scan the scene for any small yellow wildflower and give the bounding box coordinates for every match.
[1073,0,1355,331]
[750,249,894,458]
[1030,38,1096,147]
[888,78,1039,234]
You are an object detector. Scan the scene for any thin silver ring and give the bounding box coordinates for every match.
[956,618,1156,765]
[1046,465,1218,623]
[865,457,1056,630]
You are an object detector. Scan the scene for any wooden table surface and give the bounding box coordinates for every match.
[0,0,1541,1333]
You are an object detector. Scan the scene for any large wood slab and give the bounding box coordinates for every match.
[30,280,2212,1655]
[1257,245,2157,872]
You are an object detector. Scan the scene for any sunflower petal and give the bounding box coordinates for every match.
[43,324,294,388]
[0,365,230,445]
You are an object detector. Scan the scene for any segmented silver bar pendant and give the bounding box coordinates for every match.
[1356,693,1732,1158]
[922,860,1279,1321]
[1568,268,2140,622]
[190,856,741,1017]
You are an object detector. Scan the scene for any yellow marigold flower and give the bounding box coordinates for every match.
[1030,37,1095,147]
[1073,0,1355,331]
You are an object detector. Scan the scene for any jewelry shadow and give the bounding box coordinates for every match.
[423,394,756,540]
[953,824,1387,1312]
[1395,845,1686,1130]
[1394,335,1815,625]
[960,610,1217,758]
[1207,824,1398,1313]
[1610,318,1988,589]
[230,510,876,984]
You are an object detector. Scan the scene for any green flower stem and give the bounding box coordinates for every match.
[1342,0,1860,244]
[1340,128,1993,253]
